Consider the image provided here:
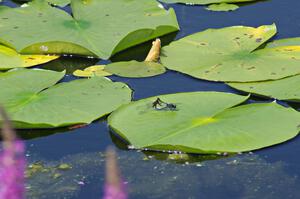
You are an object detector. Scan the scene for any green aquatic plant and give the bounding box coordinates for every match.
[227,39,300,101]
[74,39,166,78]
[161,24,300,82]
[160,0,262,11]
[108,92,300,154]
[0,0,179,59]
[0,45,59,70]
[160,0,260,4]
[44,0,70,7]
[265,37,300,48]
[0,69,132,128]
[206,3,239,11]
[228,74,300,102]
[14,0,70,7]
[73,65,112,77]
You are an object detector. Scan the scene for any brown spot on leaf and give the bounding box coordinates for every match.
[256,38,262,43]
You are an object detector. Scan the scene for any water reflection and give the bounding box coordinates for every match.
[110,131,228,163]
[40,56,99,74]
[25,150,300,199]
[16,128,70,141]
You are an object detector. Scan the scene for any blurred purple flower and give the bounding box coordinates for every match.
[0,108,26,199]
[103,147,128,199]
[0,107,128,199]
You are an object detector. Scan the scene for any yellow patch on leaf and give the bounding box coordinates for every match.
[192,117,217,126]
[22,55,60,67]
[0,45,59,70]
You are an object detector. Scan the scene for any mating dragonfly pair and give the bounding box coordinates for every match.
[152,98,177,111]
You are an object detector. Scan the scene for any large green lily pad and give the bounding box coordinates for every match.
[227,39,300,101]
[0,69,132,128]
[161,24,300,82]
[0,0,179,59]
[108,92,300,154]
[228,75,300,102]
[160,0,259,5]
[0,45,59,70]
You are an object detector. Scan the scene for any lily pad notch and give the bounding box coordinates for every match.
[74,39,166,78]
[104,39,166,78]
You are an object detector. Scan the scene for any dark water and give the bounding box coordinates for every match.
[1,0,300,198]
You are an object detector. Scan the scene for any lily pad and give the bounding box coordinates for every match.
[227,38,300,101]
[73,65,112,77]
[108,92,300,154]
[265,37,300,48]
[161,24,300,82]
[0,45,59,70]
[105,61,166,78]
[206,3,239,11]
[228,75,300,102]
[0,0,179,59]
[46,0,70,7]
[17,0,70,7]
[160,0,258,5]
[0,69,132,128]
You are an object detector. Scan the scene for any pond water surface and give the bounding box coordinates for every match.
[1,0,300,198]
